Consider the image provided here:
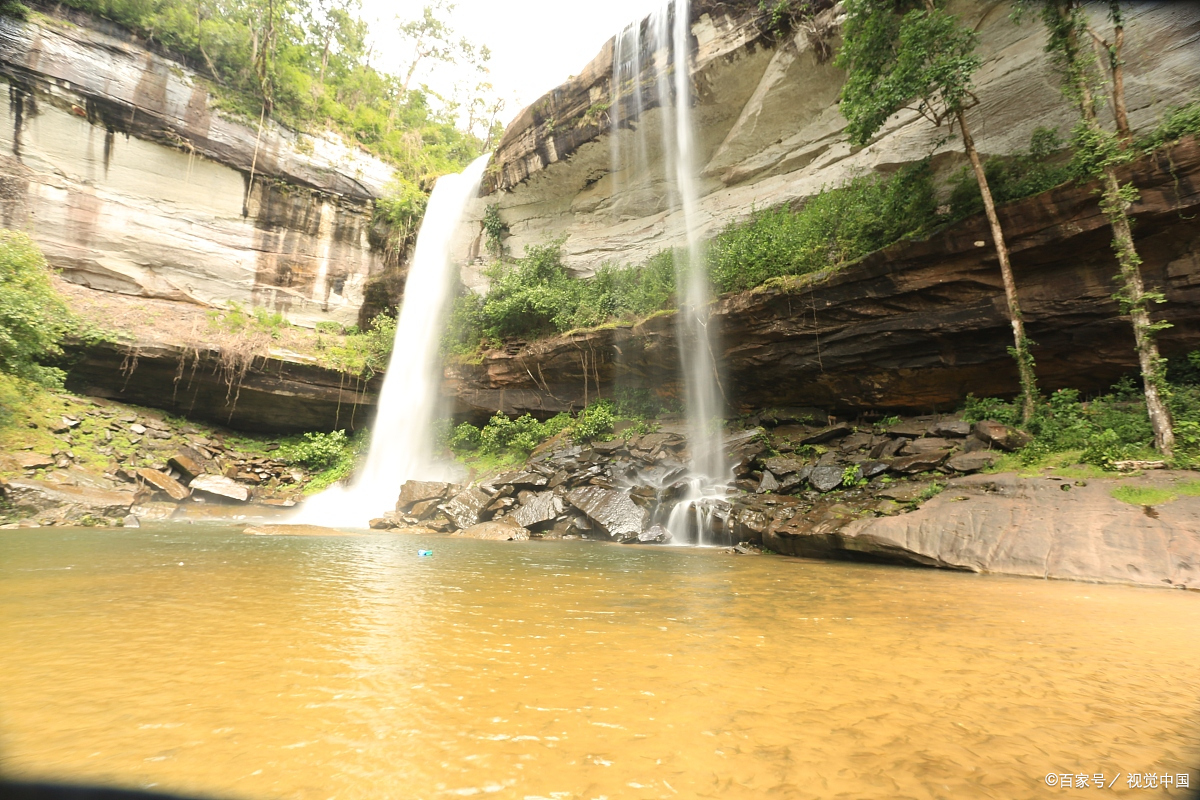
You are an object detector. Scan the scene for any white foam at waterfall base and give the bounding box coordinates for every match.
[295,154,490,528]
[611,0,730,543]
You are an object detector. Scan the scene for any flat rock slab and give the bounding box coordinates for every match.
[190,475,250,503]
[452,521,530,541]
[0,478,135,517]
[138,468,190,501]
[841,473,1200,589]
[243,524,359,536]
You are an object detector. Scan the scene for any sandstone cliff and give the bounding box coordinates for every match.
[446,138,1200,419]
[453,0,1200,284]
[0,9,394,326]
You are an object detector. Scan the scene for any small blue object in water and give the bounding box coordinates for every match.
[418,550,433,557]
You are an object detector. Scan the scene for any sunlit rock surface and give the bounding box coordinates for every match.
[453,0,1200,280]
[0,12,391,325]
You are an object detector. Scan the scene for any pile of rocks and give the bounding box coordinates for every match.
[1,396,303,527]
[369,415,1030,545]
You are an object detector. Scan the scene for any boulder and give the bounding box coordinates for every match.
[137,468,190,501]
[408,498,442,520]
[885,421,929,438]
[930,419,971,438]
[507,471,550,489]
[858,460,890,479]
[452,521,531,541]
[947,451,1000,473]
[763,457,805,476]
[397,480,454,512]
[890,451,950,474]
[870,437,905,459]
[973,421,1033,452]
[565,486,648,542]
[757,471,780,493]
[189,475,251,502]
[900,437,955,456]
[0,478,135,519]
[511,491,565,528]
[637,525,673,544]
[167,450,206,482]
[808,463,846,493]
[15,453,54,470]
[799,423,852,445]
[442,486,492,529]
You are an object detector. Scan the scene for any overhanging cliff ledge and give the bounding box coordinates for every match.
[447,138,1200,420]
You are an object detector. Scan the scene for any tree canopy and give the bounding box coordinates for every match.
[836,0,980,145]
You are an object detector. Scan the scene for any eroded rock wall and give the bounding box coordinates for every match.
[0,12,394,325]
[446,139,1200,418]
[454,0,1200,284]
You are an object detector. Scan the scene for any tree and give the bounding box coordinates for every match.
[836,0,1040,422]
[397,1,458,95]
[1024,0,1175,456]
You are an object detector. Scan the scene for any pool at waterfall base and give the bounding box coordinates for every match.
[1,524,1197,799]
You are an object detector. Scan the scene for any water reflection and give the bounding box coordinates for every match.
[1,525,1197,799]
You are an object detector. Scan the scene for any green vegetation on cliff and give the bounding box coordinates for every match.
[0,231,71,387]
[37,0,493,237]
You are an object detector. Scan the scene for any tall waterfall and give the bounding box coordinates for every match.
[611,0,728,542]
[297,154,490,528]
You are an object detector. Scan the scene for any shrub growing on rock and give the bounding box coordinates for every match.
[280,430,350,471]
[0,230,70,386]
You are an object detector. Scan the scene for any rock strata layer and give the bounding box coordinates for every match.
[448,139,1200,417]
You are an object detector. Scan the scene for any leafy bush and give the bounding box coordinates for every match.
[445,243,677,355]
[1136,99,1200,154]
[0,230,70,386]
[570,400,615,442]
[947,128,1072,220]
[280,430,350,470]
[707,160,938,293]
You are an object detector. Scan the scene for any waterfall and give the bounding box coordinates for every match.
[611,0,729,544]
[296,154,490,528]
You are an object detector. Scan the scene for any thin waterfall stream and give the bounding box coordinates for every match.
[297,154,490,528]
[611,0,729,544]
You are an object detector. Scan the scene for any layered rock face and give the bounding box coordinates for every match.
[448,139,1200,417]
[454,0,1200,280]
[0,11,393,326]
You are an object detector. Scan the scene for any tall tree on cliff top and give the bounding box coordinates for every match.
[1022,0,1174,456]
[835,0,1040,423]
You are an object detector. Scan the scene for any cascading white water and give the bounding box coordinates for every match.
[296,154,490,528]
[611,0,729,544]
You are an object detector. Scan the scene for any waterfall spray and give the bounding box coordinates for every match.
[296,154,490,528]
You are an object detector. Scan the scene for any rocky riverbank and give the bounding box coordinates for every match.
[366,411,1200,590]
[0,389,308,528]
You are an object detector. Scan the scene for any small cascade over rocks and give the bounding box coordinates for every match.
[610,0,729,543]
[296,155,490,528]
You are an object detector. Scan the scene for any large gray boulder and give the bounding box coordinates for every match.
[441,486,492,530]
[565,486,647,543]
[397,480,455,512]
[511,491,564,529]
[189,475,250,503]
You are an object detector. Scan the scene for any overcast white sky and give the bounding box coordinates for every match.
[360,0,662,127]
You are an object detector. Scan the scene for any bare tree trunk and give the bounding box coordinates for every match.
[958,109,1039,423]
[1109,15,1131,143]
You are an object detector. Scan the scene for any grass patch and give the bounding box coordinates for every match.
[1174,480,1200,497]
[1111,485,1177,507]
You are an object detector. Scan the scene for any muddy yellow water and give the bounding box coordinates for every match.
[1,526,1198,799]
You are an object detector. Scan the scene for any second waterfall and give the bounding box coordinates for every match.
[611,0,729,543]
